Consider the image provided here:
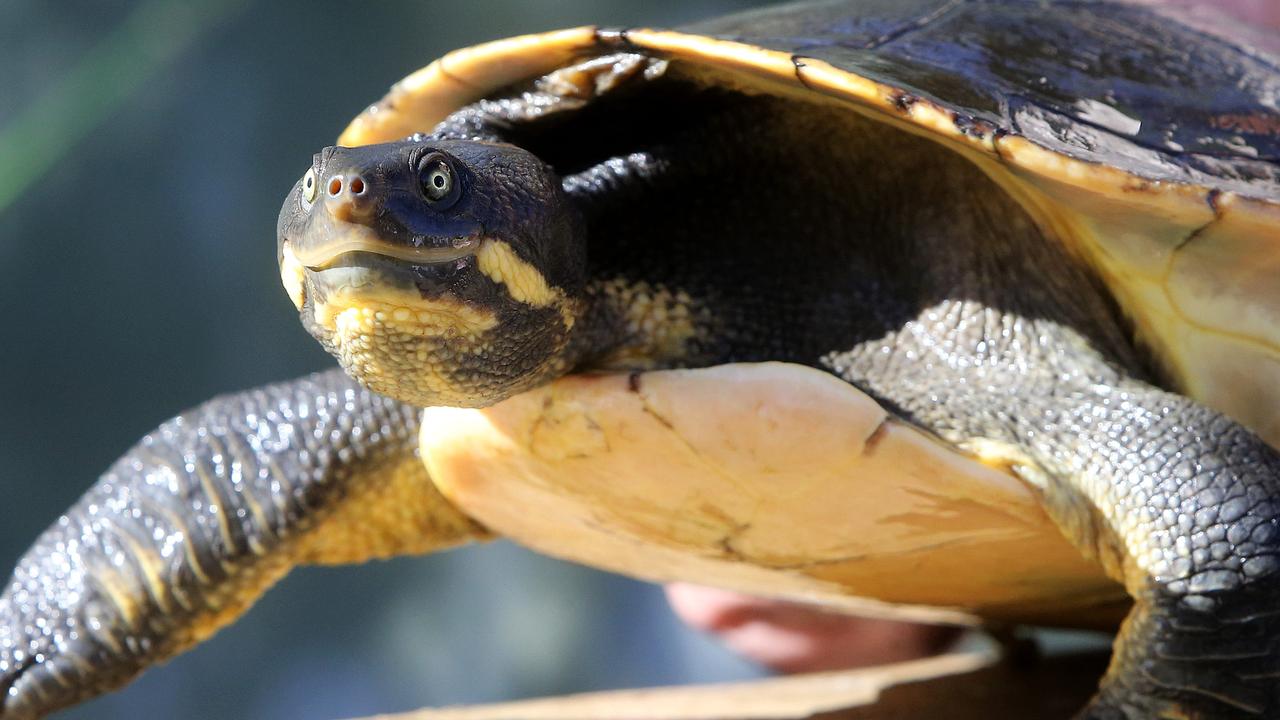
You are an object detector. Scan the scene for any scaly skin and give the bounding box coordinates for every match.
[2,54,1277,718]
[0,372,483,719]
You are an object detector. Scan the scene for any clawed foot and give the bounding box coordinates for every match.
[0,538,144,719]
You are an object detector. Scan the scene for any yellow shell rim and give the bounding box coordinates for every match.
[336,26,1280,228]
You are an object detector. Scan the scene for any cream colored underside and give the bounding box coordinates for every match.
[421,364,1126,629]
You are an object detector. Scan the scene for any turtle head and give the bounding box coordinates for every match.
[277,139,586,407]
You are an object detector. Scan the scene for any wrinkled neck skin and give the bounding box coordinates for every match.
[290,80,1147,421]
[531,86,1144,396]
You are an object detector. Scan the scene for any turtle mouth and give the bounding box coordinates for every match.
[306,251,429,301]
[279,212,487,311]
[292,234,483,271]
[298,244,478,308]
[279,229,485,314]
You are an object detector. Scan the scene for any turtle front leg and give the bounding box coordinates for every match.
[1040,390,1280,719]
[835,338,1280,719]
[0,369,486,719]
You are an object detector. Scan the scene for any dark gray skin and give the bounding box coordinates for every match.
[2,57,1279,720]
[0,374,433,716]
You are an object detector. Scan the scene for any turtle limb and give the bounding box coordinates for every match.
[830,321,1280,719]
[0,369,485,719]
[1038,392,1280,719]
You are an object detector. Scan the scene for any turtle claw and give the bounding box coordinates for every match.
[0,592,62,720]
[1,652,54,720]
[2,616,117,720]
[0,538,142,720]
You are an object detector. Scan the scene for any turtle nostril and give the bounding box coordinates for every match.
[327,177,343,196]
[349,176,366,195]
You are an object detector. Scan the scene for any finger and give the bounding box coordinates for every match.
[665,583,959,673]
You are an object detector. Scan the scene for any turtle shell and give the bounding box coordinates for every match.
[335,1,1280,627]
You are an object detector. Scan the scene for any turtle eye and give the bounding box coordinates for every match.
[418,153,460,209]
[301,168,318,205]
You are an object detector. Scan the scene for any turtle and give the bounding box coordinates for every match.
[3,0,1280,718]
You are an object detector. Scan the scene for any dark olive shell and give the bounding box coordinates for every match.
[688,0,1280,200]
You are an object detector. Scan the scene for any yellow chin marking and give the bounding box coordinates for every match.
[476,240,560,308]
[279,243,307,310]
[314,292,499,406]
[316,297,497,339]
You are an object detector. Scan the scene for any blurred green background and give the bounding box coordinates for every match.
[0,2,780,718]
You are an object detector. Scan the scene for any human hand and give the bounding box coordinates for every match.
[665,583,959,673]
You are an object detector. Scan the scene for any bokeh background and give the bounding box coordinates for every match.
[4,2,1277,719]
[0,2,779,718]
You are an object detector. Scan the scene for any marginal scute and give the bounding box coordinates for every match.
[337,28,600,147]
[1165,205,1280,443]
